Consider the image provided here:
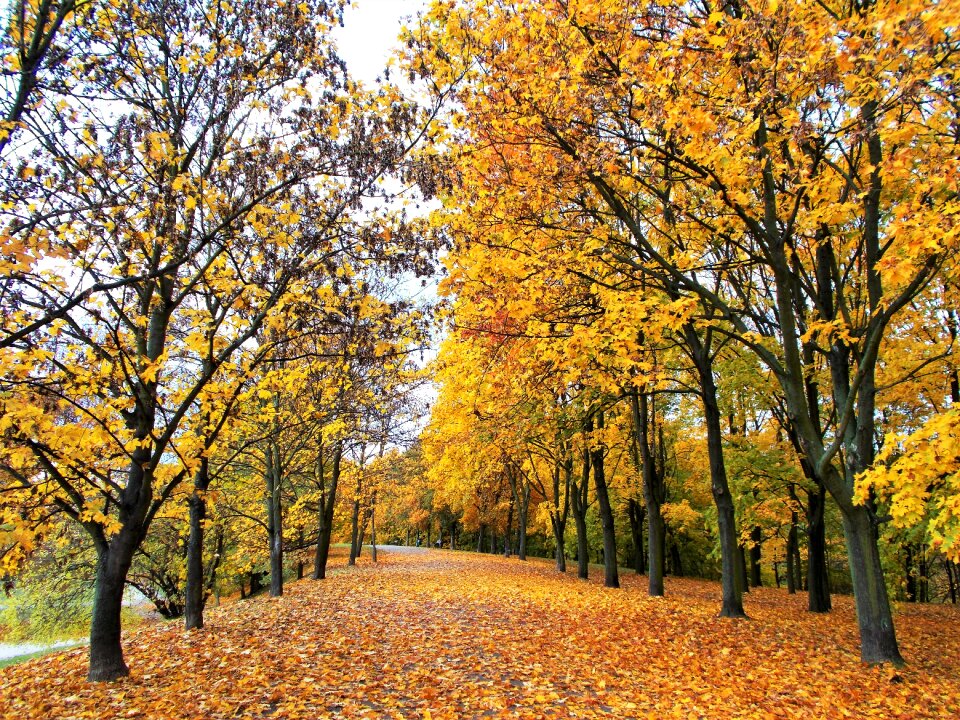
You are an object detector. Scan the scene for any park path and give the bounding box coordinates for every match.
[1,548,959,719]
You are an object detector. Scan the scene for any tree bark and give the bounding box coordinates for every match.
[552,457,571,573]
[517,481,530,561]
[785,431,832,612]
[184,460,209,630]
[504,497,514,557]
[349,497,362,565]
[591,412,619,589]
[841,502,902,663]
[631,390,664,595]
[685,326,745,617]
[313,445,341,580]
[571,444,591,580]
[266,442,283,597]
[749,525,763,587]
[370,492,378,564]
[88,539,135,681]
[806,485,832,612]
[786,510,799,595]
[627,498,645,576]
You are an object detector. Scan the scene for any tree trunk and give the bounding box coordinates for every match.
[806,485,832,612]
[627,498,645,576]
[736,544,749,593]
[591,412,619,589]
[88,540,135,681]
[517,482,530,561]
[786,511,798,595]
[552,457,571,573]
[370,494,378,564]
[669,540,683,577]
[841,503,903,664]
[349,496,362,566]
[786,438,832,611]
[185,458,210,630]
[552,516,566,572]
[571,445,590,580]
[686,326,745,617]
[945,560,958,604]
[631,390,664,595]
[266,443,283,597]
[313,446,341,580]
[504,497,514,557]
[749,525,763,587]
[184,496,206,628]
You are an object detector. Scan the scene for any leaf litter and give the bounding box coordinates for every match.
[1,548,958,719]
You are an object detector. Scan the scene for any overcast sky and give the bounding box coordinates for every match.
[333,0,430,86]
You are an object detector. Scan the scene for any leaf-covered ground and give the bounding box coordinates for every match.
[2,549,959,719]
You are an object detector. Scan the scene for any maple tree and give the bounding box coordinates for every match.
[0,0,439,681]
[4,0,960,706]
[406,0,960,664]
[0,0,85,159]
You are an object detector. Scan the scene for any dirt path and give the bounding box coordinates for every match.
[1,549,958,718]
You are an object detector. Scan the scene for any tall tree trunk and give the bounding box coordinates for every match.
[88,536,136,681]
[370,492,378,564]
[778,108,900,662]
[840,500,902,663]
[552,458,571,573]
[631,390,664,595]
[786,510,799,595]
[945,560,958,604]
[571,444,591,580]
[313,445,341,580]
[685,326,745,617]
[552,516,567,572]
[591,412,619,589]
[517,482,530,561]
[737,544,749,593]
[806,485,832,612]
[185,458,210,630]
[785,432,832,612]
[627,498,645,576]
[749,525,763,587]
[266,442,283,598]
[349,498,362,566]
[669,540,684,576]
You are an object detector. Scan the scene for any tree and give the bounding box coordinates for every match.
[409,0,960,663]
[0,0,434,680]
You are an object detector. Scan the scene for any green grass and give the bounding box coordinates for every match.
[0,642,84,669]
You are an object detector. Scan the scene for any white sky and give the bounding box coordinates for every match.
[333,1,442,416]
[333,0,431,86]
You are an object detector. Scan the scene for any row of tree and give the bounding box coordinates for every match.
[406,0,960,668]
[0,0,437,681]
[3,0,960,684]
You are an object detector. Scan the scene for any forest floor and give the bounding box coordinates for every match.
[1,548,958,719]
